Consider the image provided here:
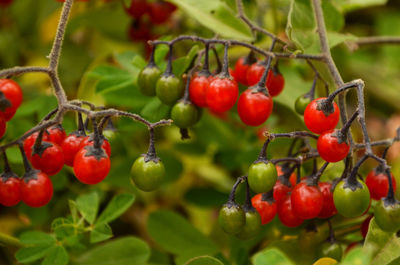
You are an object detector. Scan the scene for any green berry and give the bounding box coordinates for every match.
[218,202,245,235]
[156,74,183,105]
[374,200,400,232]
[248,161,277,194]
[131,156,165,192]
[237,207,262,240]
[171,101,199,128]
[137,65,162,96]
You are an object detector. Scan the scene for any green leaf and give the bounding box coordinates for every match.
[252,248,295,265]
[76,237,150,265]
[140,98,170,122]
[184,187,227,208]
[333,0,388,13]
[147,210,219,256]
[341,247,372,265]
[372,237,400,265]
[185,256,223,265]
[286,0,353,53]
[76,192,99,225]
[51,218,76,241]
[115,51,142,74]
[16,245,53,263]
[173,45,199,76]
[87,65,130,79]
[364,218,394,257]
[90,223,113,244]
[41,246,69,265]
[19,231,56,246]
[96,75,134,94]
[69,200,79,223]
[168,0,252,41]
[96,193,135,225]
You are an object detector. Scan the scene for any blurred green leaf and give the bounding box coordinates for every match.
[173,45,199,76]
[185,256,224,265]
[341,247,372,265]
[286,0,355,53]
[75,237,150,265]
[16,245,53,263]
[41,246,69,265]
[168,0,252,41]
[140,98,171,122]
[184,187,227,208]
[252,248,295,265]
[76,192,99,225]
[51,217,76,241]
[19,231,55,246]
[333,0,388,12]
[96,193,135,225]
[90,223,113,244]
[364,218,395,257]
[148,210,219,256]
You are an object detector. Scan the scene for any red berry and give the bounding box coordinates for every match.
[0,0,13,7]
[189,73,212,107]
[0,79,23,121]
[79,134,111,157]
[21,171,53,208]
[366,170,396,200]
[273,179,293,203]
[73,146,111,184]
[361,215,373,238]
[317,182,337,218]
[0,116,6,139]
[23,132,50,160]
[125,0,149,19]
[276,164,298,186]
[31,142,64,176]
[232,57,252,85]
[237,89,273,126]
[61,133,86,166]
[46,125,67,146]
[251,193,277,225]
[304,98,340,134]
[266,68,284,97]
[291,182,323,219]
[128,20,152,42]
[206,77,238,113]
[246,62,267,86]
[277,194,303,227]
[149,1,175,24]
[0,175,21,207]
[317,130,350,162]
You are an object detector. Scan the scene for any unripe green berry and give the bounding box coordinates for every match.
[218,202,245,235]
[248,161,277,194]
[171,101,199,128]
[137,65,162,96]
[131,156,165,192]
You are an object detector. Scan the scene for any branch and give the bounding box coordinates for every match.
[347,36,400,50]
[0,66,49,78]
[149,36,323,61]
[235,0,286,44]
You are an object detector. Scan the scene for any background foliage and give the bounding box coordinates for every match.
[0,0,400,264]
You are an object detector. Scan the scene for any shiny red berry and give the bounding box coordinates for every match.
[304,98,340,134]
[21,171,53,208]
[0,79,23,121]
[46,125,67,146]
[366,170,396,200]
[232,57,252,85]
[246,62,267,86]
[277,194,303,227]
[291,182,323,219]
[61,133,86,166]
[79,134,111,157]
[31,142,64,176]
[0,174,21,207]
[23,132,50,160]
[273,179,293,203]
[266,67,285,97]
[317,182,337,218]
[189,73,212,107]
[317,130,350,162]
[237,89,273,126]
[73,146,111,185]
[206,77,238,113]
[128,20,152,42]
[251,193,277,225]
